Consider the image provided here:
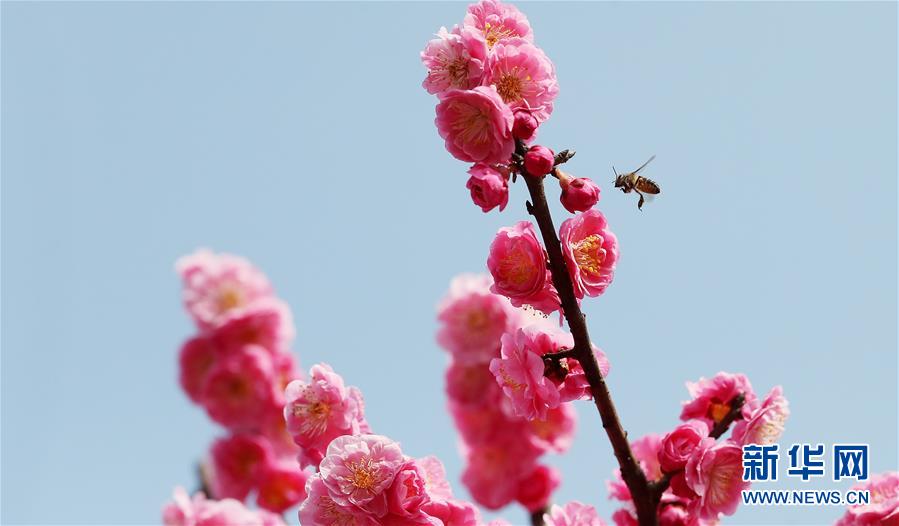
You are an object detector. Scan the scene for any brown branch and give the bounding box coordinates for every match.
[515,140,658,526]
[530,506,549,526]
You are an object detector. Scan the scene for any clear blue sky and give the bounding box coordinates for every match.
[2,2,896,525]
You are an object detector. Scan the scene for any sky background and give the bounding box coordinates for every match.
[2,2,896,525]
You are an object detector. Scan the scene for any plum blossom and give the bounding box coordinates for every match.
[209,298,294,355]
[299,475,379,526]
[416,456,454,503]
[487,221,560,315]
[560,174,601,213]
[516,465,561,512]
[436,274,515,364]
[560,210,619,299]
[318,434,406,517]
[446,361,504,407]
[176,249,273,330]
[681,372,757,428]
[486,42,558,122]
[732,386,789,446]
[283,363,367,468]
[388,461,431,518]
[462,436,541,509]
[684,438,748,520]
[490,328,561,420]
[658,420,710,473]
[523,145,554,176]
[463,0,533,49]
[435,87,514,165]
[512,109,539,142]
[526,403,576,453]
[422,498,481,526]
[179,336,218,404]
[201,345,279,431]
[835,472,899,526]
[544,501,606,526]
[255,460,310,513]
[209,434,272,501]
[466,163,509,213]
[422,27,486,95]
[162,487,284,526]
[608,434,663,503]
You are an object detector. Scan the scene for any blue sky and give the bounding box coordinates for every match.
[2,2,896,524]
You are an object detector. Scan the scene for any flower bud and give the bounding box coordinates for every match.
[466,164,509,213]
[515,465,560,512]
[512,109,539,142]
[524,145,554,176]
[659,419,710,473]
[560,175,601,213]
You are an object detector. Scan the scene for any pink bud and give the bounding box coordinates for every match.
[512,109,539,142]
[466,164,509,213]
[515,465,560,512]
[560,176,601,213]
[659,419,710,473]
[523,145,554,176]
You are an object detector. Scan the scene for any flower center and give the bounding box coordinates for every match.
[347,460,379,491]
[215,283,244,313]
[573,235,605,276]
[498,365,524,391]
[450,101,490,145]
[708,401,731,423]
[499,245,537,287]
[293,391,332,436]
[494,72,523,103]
[483,22,516,48]
[445,57,469,88]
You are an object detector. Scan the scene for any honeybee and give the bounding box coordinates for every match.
[614,155,660,210]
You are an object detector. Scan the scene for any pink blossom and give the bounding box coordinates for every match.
[657,504,690,526]
[610,509,637,526]
[463,0,533,49]
[299,475,379,526]
[835,472,899,526]
[202,345,278,431]
[176,249,273,330]
[681,372,757,428]
[559,210,619,299]
[179,336,218,404]
[732,386,789,446]
[659,420,711,473]
[608,435,664,503]
[684,438,748,520]
[462,437,541,509]
[490,328,561,420]
[256,461,310,513]
[466,163,509,213]
[560,175,601,213]
[283,363,366,468]
[516,465,561,512]
[487,221,560,315]
[446,361,503,407]
[162,487,285,526]
[449,400,526,447]
[523,145,555,176]
[486,41,558,122]
[209,434,272,500]
[422,27,486,95]
[557,344,611,403]
[527,403,577,453]
[512,109,539,142]
[436,274,514,364]
[319,434,406,517]
[210,298,294,355]
[544,502,606,526]
[421,498,481,526]
[416,456,454,502]
[388,460,431,518]
[435,87,514,165]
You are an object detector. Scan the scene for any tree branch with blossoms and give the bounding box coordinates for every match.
[423,2,794,526]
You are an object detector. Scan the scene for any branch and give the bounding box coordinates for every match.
[515,140,658,526]
[530,506,548,526]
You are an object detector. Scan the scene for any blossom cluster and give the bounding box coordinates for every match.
[174,250,308,513]
[438,274,611,513]
[835,472,899,526]
[607,372,790,525]
[487,211,617,318]
[162,487,285,526]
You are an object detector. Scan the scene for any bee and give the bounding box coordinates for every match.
[613,155,660,210]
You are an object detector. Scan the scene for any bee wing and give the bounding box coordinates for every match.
[632,155,656,175]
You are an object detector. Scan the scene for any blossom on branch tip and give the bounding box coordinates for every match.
[523,145,555,177]
[560,210,619,299]
[560,175,601,213]
[421,26,487,96]
[463,0,533,49]
[435,87,514,165]
[486,42,558,122]
[681,372,757,428]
